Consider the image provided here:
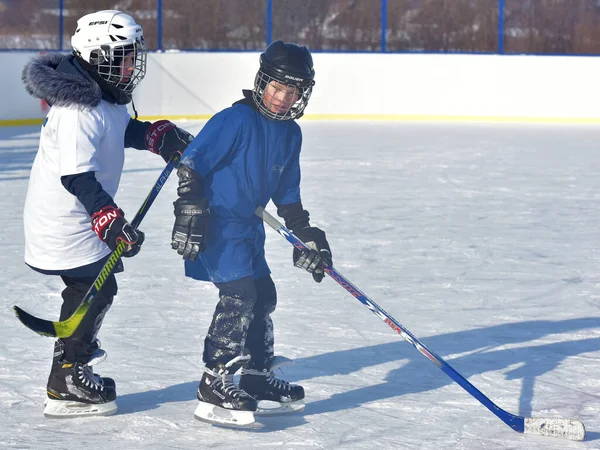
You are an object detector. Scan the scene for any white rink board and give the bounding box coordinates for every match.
[2,51,600,122]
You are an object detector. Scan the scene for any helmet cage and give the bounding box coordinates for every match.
[88,37,147,95]
[252,69,314,121]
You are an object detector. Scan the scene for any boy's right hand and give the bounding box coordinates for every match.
[171,198,210,261]
[293,226,332,283]
[91,206,144,257]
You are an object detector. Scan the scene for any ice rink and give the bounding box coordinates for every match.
[1,121,600,449]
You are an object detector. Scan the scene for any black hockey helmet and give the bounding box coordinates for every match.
[253,40,315,120]
[260,40,315,89]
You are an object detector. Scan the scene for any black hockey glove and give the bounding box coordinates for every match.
[145,120,194,163]
[91,206,145,257]
[171,165,209,261]
[293,227,332,283]
[172,198,210,261]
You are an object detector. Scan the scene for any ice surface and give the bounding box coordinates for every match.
[1,121,600,449]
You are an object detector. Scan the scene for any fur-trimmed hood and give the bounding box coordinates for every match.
[22,53,105,108]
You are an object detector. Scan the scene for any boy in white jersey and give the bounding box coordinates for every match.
[21,10,194,417]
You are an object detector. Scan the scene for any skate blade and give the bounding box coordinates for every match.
[43,398,117,418]
[256,399,305,416]
[194,401,255,427]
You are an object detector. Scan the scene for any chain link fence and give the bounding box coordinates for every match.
[2,0,600,54]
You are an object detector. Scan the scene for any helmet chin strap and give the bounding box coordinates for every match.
[131,98,139,119]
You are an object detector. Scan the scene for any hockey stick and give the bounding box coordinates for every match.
[255,205,585,441]
[14,154,181,339]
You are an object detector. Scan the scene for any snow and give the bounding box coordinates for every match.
[1,121,600,449]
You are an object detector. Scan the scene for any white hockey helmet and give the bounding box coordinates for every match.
[71,10,146,96]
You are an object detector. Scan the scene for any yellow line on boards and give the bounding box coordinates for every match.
[0,118,45,127]
[134,114,600,124]
[302,114,600,124]
[3,115,600,127]
[134,115,214,121]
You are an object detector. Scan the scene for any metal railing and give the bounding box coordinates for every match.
[1,0,600,55]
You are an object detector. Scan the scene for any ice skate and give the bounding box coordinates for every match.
[239,356,305,415]
[194,355,257,427]
[51,338,115,390]
[44,339,116,418]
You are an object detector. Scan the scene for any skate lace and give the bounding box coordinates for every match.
[212,373,246,398]
[77,364,104,392]
[242,366,291,392]
[209,354,251,399]
[266,371,291,392]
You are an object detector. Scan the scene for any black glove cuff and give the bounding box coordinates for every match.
[173,197,210,216]
[124,118,152,150]
[277,202,310,231]
[294,227,327,248]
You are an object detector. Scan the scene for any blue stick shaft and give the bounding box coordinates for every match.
[255,205,524,433]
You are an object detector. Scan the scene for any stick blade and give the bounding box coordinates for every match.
[13,305,58,338]
[524,417,585,441]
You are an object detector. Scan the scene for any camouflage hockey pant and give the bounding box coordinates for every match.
[203,275,277,369]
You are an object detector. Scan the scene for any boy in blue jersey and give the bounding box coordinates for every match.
[171,40,332,425]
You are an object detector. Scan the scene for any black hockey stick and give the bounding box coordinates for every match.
[256,205,585,441]
[14,154,180,338]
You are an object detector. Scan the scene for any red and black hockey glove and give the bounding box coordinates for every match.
[144,120,194,163]
[293,227,332,283]
[91,206,145,257]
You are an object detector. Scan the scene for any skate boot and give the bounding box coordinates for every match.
[51,339,115,390]
[52,339,116,388]
[239,356,305,415]
[194,355,257,427]
[44,340,117,418]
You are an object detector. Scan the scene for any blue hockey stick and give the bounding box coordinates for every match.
[255,205,585,441]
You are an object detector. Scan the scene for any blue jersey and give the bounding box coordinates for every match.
[180,96,303,283]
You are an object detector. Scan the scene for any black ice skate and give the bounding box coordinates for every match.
[194,355,258,427]
[239,356,305,415]
[44,339,117,418]
[52,339,116,390]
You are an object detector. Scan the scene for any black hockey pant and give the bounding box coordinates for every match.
[56,274,118,363]
[203,275,277,369]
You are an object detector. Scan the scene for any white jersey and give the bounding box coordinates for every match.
[23,101,131,270]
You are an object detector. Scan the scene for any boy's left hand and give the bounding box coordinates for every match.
[172,197,210,261]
